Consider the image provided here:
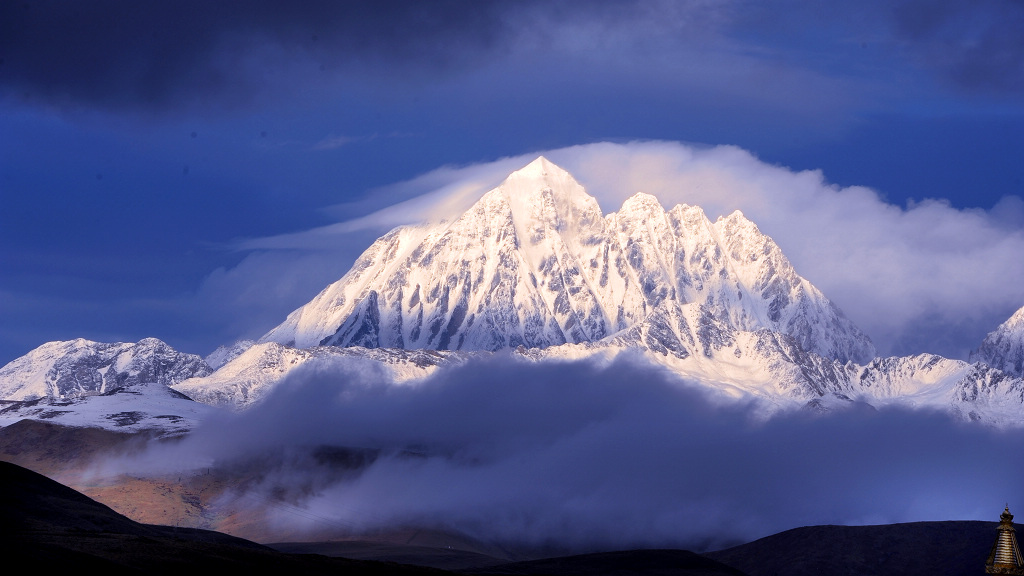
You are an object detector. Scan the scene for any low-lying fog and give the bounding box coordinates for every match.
[102,353,1024,551]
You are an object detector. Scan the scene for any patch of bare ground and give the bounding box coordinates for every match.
[0,418,145,476]
[0,419,393,542]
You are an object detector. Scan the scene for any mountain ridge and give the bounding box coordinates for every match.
[2,158,1024,430]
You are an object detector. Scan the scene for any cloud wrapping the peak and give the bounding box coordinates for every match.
[225,140,1024,359]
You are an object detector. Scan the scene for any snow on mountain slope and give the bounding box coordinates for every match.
[534,331,1024,426]
[0,338,214,436]
[0,336,464,434]
[0,380,213,437]
[970,305,1024,377]
[192,307,1024,426]
[261,157,875,364]
[1,321,1014,430]
[173,342,466,409]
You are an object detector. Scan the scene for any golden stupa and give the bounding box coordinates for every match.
[986,506,1024,575]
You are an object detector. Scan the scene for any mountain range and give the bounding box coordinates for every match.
[3,157,1024,432]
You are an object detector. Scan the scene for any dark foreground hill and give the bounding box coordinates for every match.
[0,460,450,575]
[0,458,749,575]
[274,542,750,576]
[706,520,997,576]
[276,518,1003,576]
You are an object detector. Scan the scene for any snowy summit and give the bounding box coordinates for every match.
[261,157,875,364]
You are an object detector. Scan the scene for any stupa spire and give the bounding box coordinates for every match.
[987,506,1024,574]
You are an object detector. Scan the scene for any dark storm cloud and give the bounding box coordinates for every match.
[7,0,1021,115]
[890,0,1024,95]
[0,0,512,111]
[798,0,1024,96]
[3,0,723,113]
[122,354,1024,551]
[5,0,1024,115]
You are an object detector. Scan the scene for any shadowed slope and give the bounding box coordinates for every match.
[0,460,453,575]
[0,456,749,575]
[706,521,996,576]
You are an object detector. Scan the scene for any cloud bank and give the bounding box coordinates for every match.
[121,354,1024,551]
[221,140,1024,359]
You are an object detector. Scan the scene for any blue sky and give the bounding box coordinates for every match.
[2,0,1024,364]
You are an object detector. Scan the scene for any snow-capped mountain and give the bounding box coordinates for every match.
[0,337,211,401]
[970,305,1024,377]
[261,157,875,364]
[0,338,213,436]
[0,378,214,437]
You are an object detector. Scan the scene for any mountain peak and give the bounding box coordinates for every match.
[971,305,1024,376]
[510,155,563,178]
[718,209,750,225]
[492,156,601,240]
[501,156,581,194]
[715,209,763,241]
[1006,306,1024,331]
[619,192,665,216]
